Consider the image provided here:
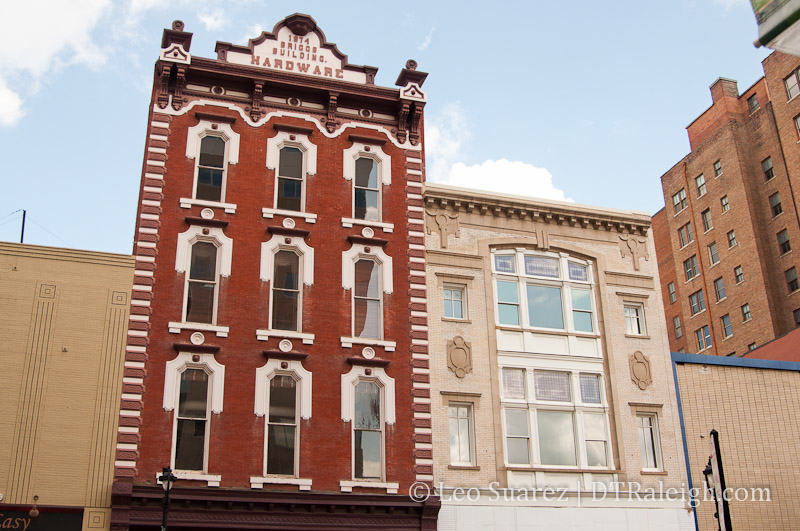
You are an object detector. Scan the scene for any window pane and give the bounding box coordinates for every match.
[266,424,295,475]
[638,415,658,469]
[449,406,472,464]
[354,299,380,338]
[579,374,601,403]
[354,430,381,479]
[274,251,299,290]
[175,418,206,470]
[277,178,302,211]
[199,136,225,168]
[497,281,518,303]
[537,411,576,466]
[573,311,593,333]
[279,147,302,178]
[354,260,379,298]
[584,413,605,439]
[498,304,520,326]
[190,242,217,281]
[354,188,379,221]
[272,290,298,330]
[502,368,526,399]
[186,281,215,323]
[568,262,588,281]
[534,371,571,402]
[527,285,564,329]
[354,381,380,430]
[586,441,608,467]
[524,256,559,278]
[355,157,379,189]
[268,375,297,424]
[571,288,592,311]
[196,168,223,201]
[494,255,515,273]
[504,408,529,437]
[179,369,208,418]
[506,437,530,465]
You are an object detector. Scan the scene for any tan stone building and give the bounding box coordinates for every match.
[0,243,134,531]
[425,184,693,530]
[672,351,800,530]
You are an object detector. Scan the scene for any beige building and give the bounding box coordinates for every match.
[672,351,800,531]
[0,243,134,531]
[424,184,693,530]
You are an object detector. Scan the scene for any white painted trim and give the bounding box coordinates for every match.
[180,197,238,214]
[256,329,315,344]
[250,476,312,490]
[255,359,312,419]
[168,322,229,337]
[266,131,316,175]
[156,471,221,488]
[340,365,395,425]
[341,243,393,294]
[175,226,233,277]
[260,234,314,285]
[163,352,225,414]
[340,337,396,352]
[262,208,317,223]
[340,218,394,233]
[339,480,399,494]
[342,143,390,185]
[186,121,239,164]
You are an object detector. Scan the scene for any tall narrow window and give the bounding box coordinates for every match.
[354,157,379,221]
[175,369,209,471]
[672,188,688,213]
[727,230,737,248]
[277,147,303,211]
[673,316,682,338]
[668,282,677,304]
[778,229,791,254]
[696,325,712,351]
[448,404,474,466]
[624,304,646,335]
[695,174,707,197]
[786,69,800,99]
[272,251,300,331]
[196,136,225,202]
[741,303,751,321]
[747,94,759,113]
[714,277,726,301]
[721,314,733,338]
[186,242,218,324]
[571,288,593,332]
[720,195,729,213]
[505,409,530,465]
[353,260,381,338]
[353,381,382,479]
[786,267,799,293]
[770,192,783,217]
[708,242,719,265]
[584,413,608,467]
[702,209,713,232]
[266,375,297,475]
[637,414,661,470]
[762,157,774,181]
[714,160,723,177]
[684,255,700,280]
[689,290,706,315]
[443,285,465,319]
[734,265,744,284]
[678,223,694,247]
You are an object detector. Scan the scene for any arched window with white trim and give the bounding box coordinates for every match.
[182,120,240,213]
[195,136,226,202]
[353,258,381,339]
[264,132,318,222]
[341,142,392,232]
[354,157,380,221]
[185,241,219,324]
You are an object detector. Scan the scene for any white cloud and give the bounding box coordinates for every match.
[198,8,228,31]
[0,78,24,126]
[444,159,572,202]
[425,102,470,183]
[242,24,265,44]
[418,27,434,51]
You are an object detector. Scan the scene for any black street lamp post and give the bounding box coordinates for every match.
[159,466,178,531]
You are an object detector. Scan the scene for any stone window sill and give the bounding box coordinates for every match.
[341,218,394,233]
[180,197,237,213]
[341,337,396,351]
[339,480,398,494]
[168,321,229,337]
[256,329,314,344]
[262,207,317,223]
[250,476,312,491]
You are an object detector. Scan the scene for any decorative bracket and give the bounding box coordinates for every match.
[425,208,460,249]
[619,235,649,271]
[326,92,340,133]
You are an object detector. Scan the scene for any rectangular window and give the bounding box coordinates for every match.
[584,413,608,467]
[353,259,381,339]
[570,287,593,332]
[524,255,560,278]
[695,174,707,197]
[794,308,800,326]
[678,222,694,247]
[672,188,688,213]
[708,242,719,265]
[624,304,646,335]
[786,267,799,292]
[785,69,800,100]
[497,280,520,326]
[778,229,791,254]
[494,254,516,274]
[266,375,297,475]
[185,242,218,324]
[741,303,751,322]
[534,371,572,402]
[527,284,564,329]
[702,209,713,232]
[579,374,602,404]
[505,408,530,465]
[770,192,783,217]
[748,342,757,351]
[668,282,677,304]
[762,157,774,181]
[354,157,380,221]
[354,381,382,479]
[637,414,661,470]
[734,265,744,283]
[721,314,733,338]
[714,277,726,301]
[502,368,526,399]
[196,136,225,202]
[448,404,474,466]
[714,160,723,177]
[727,230,737,248]
[277,146,304,212]
[537,410,577,466]
[747,93,759,113]
[720,195,729,213]
[696,325,712,351]
[684,255,700,281]
[443,285,465,319]
[271,251,300,331]
[175,369,210,471]
[689,290,706,315]
[673,315,682,338]
[568,262,589,281]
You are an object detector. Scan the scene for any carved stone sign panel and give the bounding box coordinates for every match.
[447,336,472,378]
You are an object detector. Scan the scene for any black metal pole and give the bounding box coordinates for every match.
[20,210,25,243]
[711,429,733,530]
[161,487,170,531]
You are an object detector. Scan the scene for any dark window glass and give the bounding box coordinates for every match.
[786,267,799,292]
[354,158,379,221]
[778,229,791,254]
[354,381,381,479]
[175,369,208,470]
[272,251,300,331]
[354,260,380,338]
[277,147,303,211]
[267,375,297,475]
[186,242,217,323]
[762,157,774,181]
[196,136,225,201]
[770,193,783,217]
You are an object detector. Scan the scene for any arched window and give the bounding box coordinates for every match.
[266,374,298,475]
[353,259,381,339]
[354,380,382,479]
[185,241,219,324]
[277,146,304,212]
[354,157,380,221]
[196,136,225,201]
[272,250,300,331]
[174,368,210,471]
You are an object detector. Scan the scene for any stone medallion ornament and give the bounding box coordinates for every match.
[629,351,652,390]
[190,332,205,345]
[361,346,375,359]
[278,339,293,352]
[447,336,472,378]
[619,235,649,271]
[425,209,460,249]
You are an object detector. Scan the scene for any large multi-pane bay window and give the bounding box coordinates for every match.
[493,250,596,334]
[501,367,610,469]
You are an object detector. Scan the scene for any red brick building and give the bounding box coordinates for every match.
[110,14,439,529]
[653,51,800,356]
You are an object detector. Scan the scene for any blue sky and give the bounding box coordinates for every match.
[0,0,770,254]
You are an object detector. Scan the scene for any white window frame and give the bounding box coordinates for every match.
[340,365,397,493]
[162,352,225,486]
[636,412,663,472]
[169,226,233,337]
[624,303,647,336]
[448,402,476,466]
[251,358,313,490]
[341,243,395,350]
[264,131,318,223]
[695,174,706,197]
[256,234,315,344]
[341,142,393,232]
[672,188,687,214]
[443,283,467,320]
[181,121,240,213]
